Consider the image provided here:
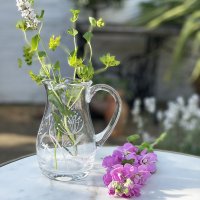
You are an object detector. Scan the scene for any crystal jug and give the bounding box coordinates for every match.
[36,78,121,181]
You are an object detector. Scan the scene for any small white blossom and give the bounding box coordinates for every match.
[156,110,163,121]
[131,94,200,138]
[132,99,141,116]
[16,0,40,29]
[176,96,184,105]
[133,115,144,130]
[188,94,199,106]
[144,97,156,113]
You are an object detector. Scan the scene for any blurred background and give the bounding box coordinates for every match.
[1,0,200,164]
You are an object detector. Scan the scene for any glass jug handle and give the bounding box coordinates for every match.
[86,84,122,147]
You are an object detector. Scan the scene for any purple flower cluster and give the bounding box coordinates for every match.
[102,143,157,198]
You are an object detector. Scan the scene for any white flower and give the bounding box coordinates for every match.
[133,115,144,130]
[188,94,199,106]
[21,10,29,18]
[29,11,36,19]
[156,110,163,121]
[16,0,40,29]
[132,99,141,116]
[144,97,156,113]
[176,96,185,111]
[24,2,31,8]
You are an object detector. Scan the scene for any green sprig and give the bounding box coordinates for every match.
[100,53,120,68]
[68,53,85,68]
[29,71,43,85]
[49,35,61,51]
[70,9,80,23]
[127,132,167,153]
[67,28,78,37]
[23,46,34,65]
[76,62,94,81]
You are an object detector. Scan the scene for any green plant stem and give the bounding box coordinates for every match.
[73,69,77,80]
[151,132,167,147]
[23,31,30,45]
[54,130,61,170]
[94,67,107,74]
[88,42,92,62]
[38,23,58,82]
[74,36,77,51]
[83,25,93,60]
[68,87,84,110]
[23,30,50,78]
[50,87,63,105]
[63,116,76,146]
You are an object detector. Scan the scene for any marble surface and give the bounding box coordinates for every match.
[1,147,200,200]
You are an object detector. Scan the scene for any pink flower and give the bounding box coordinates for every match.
[139,151,157,173]
[103,172,112,186]
[102,155,121,169]
[114,143,139,165]
[102,143,158,198]
[106,164,143,198]
[132,165,151,185]
[117,143,138,154]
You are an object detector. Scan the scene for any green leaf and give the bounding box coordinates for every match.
[68,53,84,68]
[100,53,120,68]
[39,68,46,77]
[89,17,97,27]
[127,134,140,144]
[48,92,64,114]
[29,71,43,85]
[121,159,134,165]
[38,51,46,58]
[139,142,154,152]
[67,28,78,36]
[18,58,22,68]
[28,0,34,5]
[53,61,60,72]
[49,35,61,51]
[192,59,200,80]
[31,34,40,52]
[83,32,93,42]
[70,9,80,23]
[37,10,45,20]
[16,20,27,31]
[23,46,34,65]
[48,91,71,116]
[76,62,94,81]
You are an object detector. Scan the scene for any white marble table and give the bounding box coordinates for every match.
[0,147,200,200]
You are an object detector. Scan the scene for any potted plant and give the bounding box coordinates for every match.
[16,0,122,181]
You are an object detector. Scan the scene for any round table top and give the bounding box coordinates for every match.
[0,147,200,200]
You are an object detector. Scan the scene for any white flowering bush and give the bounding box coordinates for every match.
[132,95,200,155]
